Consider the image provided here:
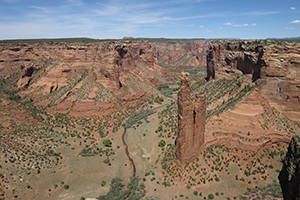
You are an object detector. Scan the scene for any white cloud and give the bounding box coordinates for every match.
[225,23,256,27]
[243,11,280,16]
[30,6,53,13]
[206,30,212,32]
[224,22,233,26]
[285,27,295,30]
[290,7,296,10]
[199,25,204,28]
[290,20,300,24]
[233,23,249,27]
[219,27,223,29]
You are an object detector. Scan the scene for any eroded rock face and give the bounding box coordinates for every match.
[153,40,210,69]
[279,133,300,200]
[206,40,300,118]
[0,40,209,117]
[176,72,206,166]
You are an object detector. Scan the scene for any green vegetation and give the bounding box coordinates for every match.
[158,140,166,147]
[8,95,21,103]
[157,85,169,91]
[125,110,156,128]
[154,97,164,104]
[208,193,214,199]
[103,139,112,147]
[157,85,175,97]
[63,185,69,189]
[98,176,145,200]
[101,181,106,187]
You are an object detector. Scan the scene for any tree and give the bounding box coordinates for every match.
[103,139,112,147]
[98,176,145,200]
[64,185,69,189]
[208,193,214,199]
[158,140,166,147]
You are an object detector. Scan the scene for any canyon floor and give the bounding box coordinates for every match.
[0,39,299,200]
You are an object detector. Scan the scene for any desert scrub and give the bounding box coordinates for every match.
[154,96,164,104]
[98,176,145,200]
[103,139,112,147]
[63,185,69,189]
[8,94,21,102]
[125,110,156,128]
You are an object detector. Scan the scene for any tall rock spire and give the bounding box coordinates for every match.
[176,72,206,166]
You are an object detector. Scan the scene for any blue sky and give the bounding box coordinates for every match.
[0,0,299,39]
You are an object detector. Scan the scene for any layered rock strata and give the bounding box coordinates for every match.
[279,133,300,200]
[206,40,300,122]
[176,72,206,166]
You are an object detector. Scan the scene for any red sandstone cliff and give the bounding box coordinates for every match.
[0,40,209,117]
[176,72,206,166]
[206,40,300,122]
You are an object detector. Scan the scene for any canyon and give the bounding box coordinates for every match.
[0,40,208,117]
[0,38,299,200]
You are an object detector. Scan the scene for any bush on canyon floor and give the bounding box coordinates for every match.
[8,95,21,102]
[158,140,166,147]
[63,185,69,189]
[154,97,164,104]
[98,176,145,200]
[208,193,214,199]
[103,139,112,147]
[157,85,169,91]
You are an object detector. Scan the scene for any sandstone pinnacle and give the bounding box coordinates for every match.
[176,72,206,166]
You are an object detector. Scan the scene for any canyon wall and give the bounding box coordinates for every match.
[176,72,206,166]
[0,40,209,117]
[206,40,300,122]
[153,40,210,69]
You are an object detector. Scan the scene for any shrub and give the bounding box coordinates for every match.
[103,139,112,147]
[158,85,169,91]
[8,95,21,102]
[154,97,164,104]
[101,180,106,186]
[208,193,214,199]
[64,185,69,189]
[158,140,166,147]
[157,125,163,132]
[163,180,171,187]
[193,191,198,195]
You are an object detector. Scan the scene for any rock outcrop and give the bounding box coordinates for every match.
[206,40,300,122]
[176,72,206,166]
[153,40,210,69]
[279,133,300,200]
[0,40,209,116]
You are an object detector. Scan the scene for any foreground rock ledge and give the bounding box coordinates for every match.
[279,133,300,200]
[176,72,206,166]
